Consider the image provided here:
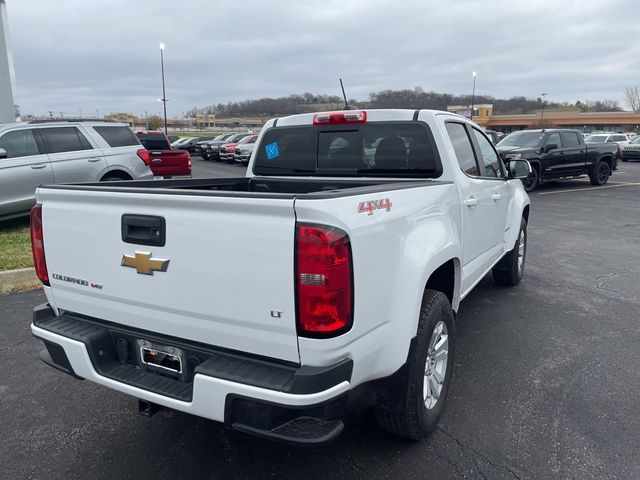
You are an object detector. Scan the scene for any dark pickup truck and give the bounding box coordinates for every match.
[496,129,618,192]
[135,131,192,178]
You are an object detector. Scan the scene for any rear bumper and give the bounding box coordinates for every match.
[32,304,352,445]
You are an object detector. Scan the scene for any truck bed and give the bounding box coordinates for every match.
[40,177,444,199]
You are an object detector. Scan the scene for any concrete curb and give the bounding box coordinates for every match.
[0,267,39,294]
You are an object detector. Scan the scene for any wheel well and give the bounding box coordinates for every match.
[599,156,613,169]
[523,205,530,224]
[529,160,541,174]
[100,170,132,181]
[425,260,455,305]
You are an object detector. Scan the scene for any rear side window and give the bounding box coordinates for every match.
[40,127,93,153]
[560,132,581,147]
[253,123,441,177]
[0,129,40,158]
[94,126,140,147]
[445,122,478,176]
[136,133,170,150]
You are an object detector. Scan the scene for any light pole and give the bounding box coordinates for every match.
[470,71,477,120]
[159,43,168,134]
[540,92,548,123]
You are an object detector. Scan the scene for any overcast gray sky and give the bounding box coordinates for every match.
[6,0,640,117]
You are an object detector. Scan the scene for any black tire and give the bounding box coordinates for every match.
[375,290,455,440]
[521,164,539,192]
[590,161,611,186]
[493,217,527,286]
[101,175,124,182]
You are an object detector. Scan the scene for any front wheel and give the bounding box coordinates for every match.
[375,290,455,440]
[590,161,611,186]
[493,217,527,286]
[521,165,539,192]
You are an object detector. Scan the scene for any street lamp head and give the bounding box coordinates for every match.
[159,43,165,50]
[472,71,477,77]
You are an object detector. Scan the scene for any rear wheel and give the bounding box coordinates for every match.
[590,161,610,186]
[101,175,126,182]
[375,290,455,440]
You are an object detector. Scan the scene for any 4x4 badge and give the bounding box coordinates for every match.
[121,252,170,275]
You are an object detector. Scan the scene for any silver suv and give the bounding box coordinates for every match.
[0,120,153,220]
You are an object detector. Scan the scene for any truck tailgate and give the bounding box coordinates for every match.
[39,188,300,363]
[149,149,191,176]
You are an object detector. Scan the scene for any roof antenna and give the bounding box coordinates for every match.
[339,78,350,110]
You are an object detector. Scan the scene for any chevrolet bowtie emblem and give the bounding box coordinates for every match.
[121,252,170,275]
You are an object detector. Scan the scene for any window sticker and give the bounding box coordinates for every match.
[265,142,280,159]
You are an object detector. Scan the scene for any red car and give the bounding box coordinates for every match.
[135,131,191,177]
[218,134,256,162]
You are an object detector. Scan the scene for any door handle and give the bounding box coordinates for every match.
[464,196,478,207]
[87,157,102,163]
[31,164,47,169]
[150,151,162,156]
[152,158,162,164]
[491,194,502,202]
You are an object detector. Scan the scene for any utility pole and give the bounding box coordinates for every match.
[470,71,477,120]
[540,93,548,123]
[159,43,168,134]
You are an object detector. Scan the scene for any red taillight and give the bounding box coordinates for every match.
[137,148,151,166]
[296,224,353,336]
[30,204,49,285]
[313,110,367,126]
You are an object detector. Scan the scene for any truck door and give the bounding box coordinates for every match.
[469,127,512,248]
[445,122,507,293]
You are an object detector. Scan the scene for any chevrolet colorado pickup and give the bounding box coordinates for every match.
[30,109,531,445]
[497,128,618,192]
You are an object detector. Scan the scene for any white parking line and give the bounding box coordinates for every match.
[537,182,640,195]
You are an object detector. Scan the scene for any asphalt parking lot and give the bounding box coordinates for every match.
[1,158,639,479]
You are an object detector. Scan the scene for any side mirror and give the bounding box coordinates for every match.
[0,148,6,159]
[544,143,558,153]
[508,159,531,179]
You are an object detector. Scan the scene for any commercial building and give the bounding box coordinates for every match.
[447,104,640,133]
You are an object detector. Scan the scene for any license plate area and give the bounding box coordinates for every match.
[136,339,185,380]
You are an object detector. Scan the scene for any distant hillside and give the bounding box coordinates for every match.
[187,88,622,118]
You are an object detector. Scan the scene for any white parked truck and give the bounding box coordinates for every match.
[30,109,531,445]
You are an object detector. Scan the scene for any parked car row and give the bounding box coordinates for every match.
[192,132,258,164]
[170,136,215,153]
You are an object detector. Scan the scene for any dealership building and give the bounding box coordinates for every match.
[447,104,640,134]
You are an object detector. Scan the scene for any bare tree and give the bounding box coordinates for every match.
[624,86,640,113]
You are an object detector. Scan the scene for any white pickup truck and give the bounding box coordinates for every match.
[30,109,531,445]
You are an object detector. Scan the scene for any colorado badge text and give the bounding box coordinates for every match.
[121,252,170,275]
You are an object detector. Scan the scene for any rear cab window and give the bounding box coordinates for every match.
[253,122,442,177]
[94,126,141,147]
[135,132,170,150]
